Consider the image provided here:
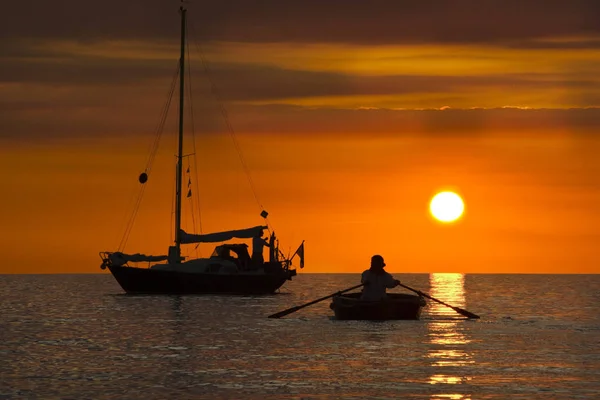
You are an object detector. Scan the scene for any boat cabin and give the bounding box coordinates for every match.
[211,243,252,270]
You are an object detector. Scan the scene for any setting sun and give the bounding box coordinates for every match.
[429,191,465,223]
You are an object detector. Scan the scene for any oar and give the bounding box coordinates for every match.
[398,283,481,319]
[268,283,364,319]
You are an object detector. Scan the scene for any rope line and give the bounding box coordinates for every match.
[118,62,180,251]
[187,20,265,215]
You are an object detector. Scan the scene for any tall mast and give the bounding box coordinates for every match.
[174,6,186,262]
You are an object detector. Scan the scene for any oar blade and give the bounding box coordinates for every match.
[453,306,480,319]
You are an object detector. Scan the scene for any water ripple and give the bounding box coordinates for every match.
[0,273,599,398]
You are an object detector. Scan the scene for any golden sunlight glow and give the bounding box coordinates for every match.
[205,41,600,76]
[429,191,465,223]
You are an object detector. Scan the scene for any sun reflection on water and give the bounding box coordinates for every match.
[430,393,470,400]
[427,273,473,398]
[428,273,467,320]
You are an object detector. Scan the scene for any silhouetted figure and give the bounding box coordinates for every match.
[269,231,276,262]
[251,229,270,268]
[360,255,401,301]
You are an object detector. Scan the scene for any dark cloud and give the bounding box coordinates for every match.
[224,106,600,136]
[204,68,600,102]
[3,43,597,101]
[2,1,600,45]
[506,39,600,50]
[2,1,600,141]
[3,104,600,140]
[1,54,177,86]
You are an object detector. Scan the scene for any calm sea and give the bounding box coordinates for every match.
[1,273,598,399]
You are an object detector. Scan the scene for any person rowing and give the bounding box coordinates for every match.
[360,254,401,301]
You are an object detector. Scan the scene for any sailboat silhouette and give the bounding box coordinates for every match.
[99,6,302,294]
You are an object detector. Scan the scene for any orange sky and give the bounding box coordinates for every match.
[2,131,599,274]
[1,1,600,273]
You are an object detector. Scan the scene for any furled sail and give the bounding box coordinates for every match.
[180,226,267,244]
[108,252,169,266]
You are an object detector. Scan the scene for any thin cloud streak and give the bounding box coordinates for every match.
[3,106,600,140]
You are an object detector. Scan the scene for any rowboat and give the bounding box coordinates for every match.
[329,292,426,320]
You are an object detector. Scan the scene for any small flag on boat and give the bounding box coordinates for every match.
[295,241,305,268]
[260,210,269,218]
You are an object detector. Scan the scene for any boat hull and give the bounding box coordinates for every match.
[330,292,426,320]
[107,264,294,295]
